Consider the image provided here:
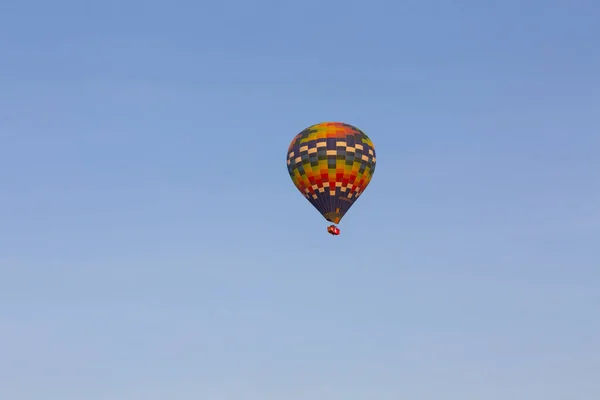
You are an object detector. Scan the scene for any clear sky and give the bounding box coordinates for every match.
[1,1,599,399]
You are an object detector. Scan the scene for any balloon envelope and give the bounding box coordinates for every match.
[286,122,376,224]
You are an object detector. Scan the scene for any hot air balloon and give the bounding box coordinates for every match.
[286,122,376,235]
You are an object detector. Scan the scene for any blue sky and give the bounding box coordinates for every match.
[1,0,599,399]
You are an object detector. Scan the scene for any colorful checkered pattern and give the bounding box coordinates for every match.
[286,122,376,224]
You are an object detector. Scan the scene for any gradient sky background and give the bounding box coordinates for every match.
[1,1,599,399]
